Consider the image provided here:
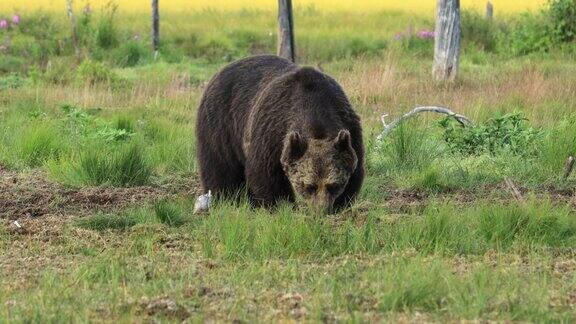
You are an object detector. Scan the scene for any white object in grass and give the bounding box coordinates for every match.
[194,190,212,214]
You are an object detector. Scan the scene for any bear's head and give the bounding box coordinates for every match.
[281,129,358,214]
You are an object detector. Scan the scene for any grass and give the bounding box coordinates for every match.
[2,199,576,322]
[69,197,576,260]
[1,3,576,322]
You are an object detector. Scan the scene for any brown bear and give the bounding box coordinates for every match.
[196,55,364,213]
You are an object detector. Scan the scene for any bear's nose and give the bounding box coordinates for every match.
[307,194,334,215]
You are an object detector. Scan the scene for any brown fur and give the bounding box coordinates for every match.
[196,55,364,212]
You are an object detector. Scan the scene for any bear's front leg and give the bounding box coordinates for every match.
[245,163,294,208]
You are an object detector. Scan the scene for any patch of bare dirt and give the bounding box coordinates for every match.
[138,296,191,320]
[0,168,189,220]
[276,292,308,320]
[382,182,576,214]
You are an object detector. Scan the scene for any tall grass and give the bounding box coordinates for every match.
[75,198,576,260]
[51,142,152,187]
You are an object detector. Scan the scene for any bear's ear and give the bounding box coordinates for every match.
[334,130,358,171]
[334,130,353,152]
[282,131,308,164]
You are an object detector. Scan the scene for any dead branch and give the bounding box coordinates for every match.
[564,156,575,180]
[504,177,526,207]
[377,106,472,141]
[65,0,80,57]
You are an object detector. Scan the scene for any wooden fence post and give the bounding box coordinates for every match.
[152,0,160,60]
[486,1,494,20]
[433,0,461,81]
[65,0,80,57]
[277,0,295,62]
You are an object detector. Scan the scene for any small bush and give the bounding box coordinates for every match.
[501,13,554,56]
[461,10,498,52]
[0,74,25,90]
[548,0,576,42]
[439,112,540,156]
[95,126,134,142]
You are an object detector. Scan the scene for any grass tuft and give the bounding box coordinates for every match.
[76,214,138,231]
[154,200,188,227]
[72,142,152,187]
[17,124,64,167]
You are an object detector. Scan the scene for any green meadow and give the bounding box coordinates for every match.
[1,1,576,322]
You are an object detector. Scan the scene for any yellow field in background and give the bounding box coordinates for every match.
[1,0,545,14]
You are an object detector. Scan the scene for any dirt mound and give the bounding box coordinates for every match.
[0,168,172,220]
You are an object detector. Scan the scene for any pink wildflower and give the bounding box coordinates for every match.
[12,14,20,25]
[0,20,7,29]
[417,30,435,40]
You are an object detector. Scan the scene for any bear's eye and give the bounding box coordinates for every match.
[326,183,341,195]
[304,184,318,195]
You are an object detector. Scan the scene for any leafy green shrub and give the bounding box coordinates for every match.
[95,126,134,142]
[439,113,540,156]
[0,74,25,90]
[61,103,93,135]
[500,13,554,56]
[60,104,135,143]
[461,10,498,52]
[548,0,576,42]
[93,115,135,142]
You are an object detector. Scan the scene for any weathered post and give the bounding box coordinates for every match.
[433,0,461,81]
[152,0,160,60]
[277,0,295,62]
[65,0,80,56]
[486,1,494,20]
